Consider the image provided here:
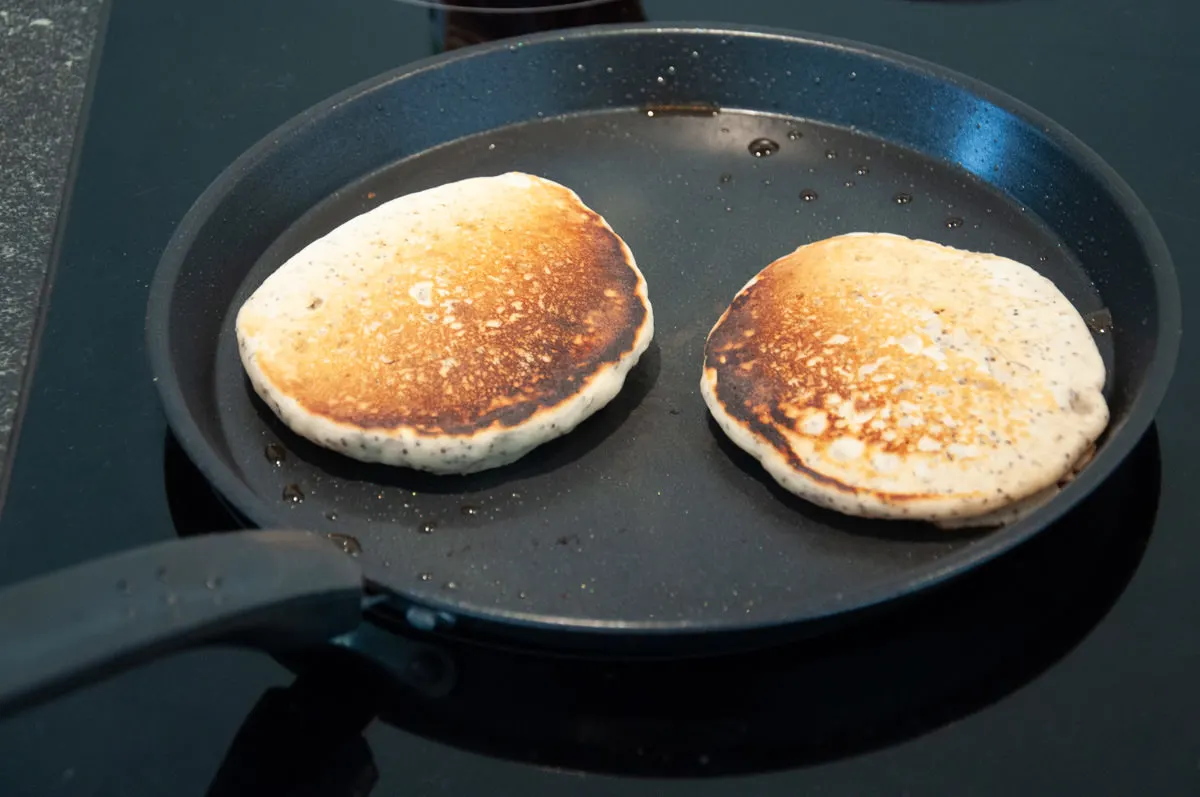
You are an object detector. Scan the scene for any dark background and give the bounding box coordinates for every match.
[0,0,1196,794]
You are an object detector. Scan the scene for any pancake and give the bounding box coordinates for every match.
[236,172,653,474]
[935,444,1095,529]
[701,232,1109,528]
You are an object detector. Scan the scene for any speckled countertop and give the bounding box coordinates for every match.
[0,0,104,474]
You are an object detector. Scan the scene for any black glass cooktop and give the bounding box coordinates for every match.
[1,0,1198,794]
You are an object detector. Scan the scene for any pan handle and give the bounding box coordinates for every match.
[0,530,364,720]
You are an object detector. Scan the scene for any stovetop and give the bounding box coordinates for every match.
[0,0,1198,794]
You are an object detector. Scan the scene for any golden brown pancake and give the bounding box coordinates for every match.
[701,232,1108,527]
[236,172,654,473]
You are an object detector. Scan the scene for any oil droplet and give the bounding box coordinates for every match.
[419,572,433,582]
[205,576,223,590]
[518,591,528,599]
[444,581,459,591]
[747,138,780,158]
[656,75,666,84]
[327,533,362,556]
[460,505,480,517]
[325,511,338,521]
[264,443,286,466]
[825,149,838,159]
[282,484,305,503]
[786,129,802,141]
[855,165,870,176]
[418,520,439,534]
[945,216,964,228]
[719,173,733,184]
[1084,308,1114,334]
[893,192,913,205]
[800,189,819,202]
[844,180,855,188]
[848,71,857,80]
[667,65,677,75]
[576,63,585,72]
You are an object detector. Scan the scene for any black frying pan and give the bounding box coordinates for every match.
[0,23,1180,719]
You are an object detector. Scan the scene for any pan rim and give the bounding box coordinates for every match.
[146,22,1181,643]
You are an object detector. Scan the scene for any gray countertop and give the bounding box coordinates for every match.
[0,0,104,475]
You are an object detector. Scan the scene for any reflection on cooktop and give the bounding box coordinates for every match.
[164,429,1160,789]
[424,0,648,53]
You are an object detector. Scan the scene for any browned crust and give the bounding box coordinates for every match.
[706,358,943,502]
[244,177,648,436]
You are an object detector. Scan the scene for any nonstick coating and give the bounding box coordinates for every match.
[148,25,1179,652]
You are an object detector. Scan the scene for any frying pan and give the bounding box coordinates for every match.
[0,23,1180,719]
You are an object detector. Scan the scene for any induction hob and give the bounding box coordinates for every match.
[0,0,1197,794]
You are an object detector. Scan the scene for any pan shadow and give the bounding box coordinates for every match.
[705,414,992,543]
[200,427,1161,787]
[245,341,661,495]
[165,435,244,537]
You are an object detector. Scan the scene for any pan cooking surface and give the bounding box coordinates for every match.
[213,108,1111,628]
